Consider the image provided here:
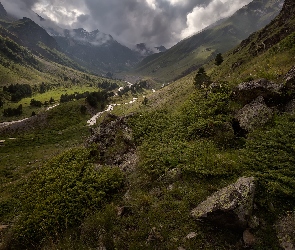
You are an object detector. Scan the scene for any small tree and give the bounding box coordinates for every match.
[194,67,211,89]
[215,53,224,66]
[142,97,148,105]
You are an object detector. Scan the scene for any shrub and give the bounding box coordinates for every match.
[241,114,295,210]
[10,148,125,249]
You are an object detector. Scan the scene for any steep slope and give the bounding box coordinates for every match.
[0,2,7,18]
[0,17,85,72]
[135,0,284,82]
[210,0,295,84]
[4,17,59,51]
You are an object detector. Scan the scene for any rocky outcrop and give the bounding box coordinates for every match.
[86,113,136,172]
[284,65,295,89]
[276,213,295,250]
[232,79,283,105]
[234,96,273,132]
[191,177,255,230]
[285,99,295,114]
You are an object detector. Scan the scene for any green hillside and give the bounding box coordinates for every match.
[134,0,283,82]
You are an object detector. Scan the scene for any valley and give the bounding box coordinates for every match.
[0,0,295,249]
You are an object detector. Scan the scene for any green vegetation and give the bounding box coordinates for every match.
[1,1,295,249]
[5,148,124,249]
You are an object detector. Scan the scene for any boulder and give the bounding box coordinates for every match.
[285,99,295,114]
[232,79,283,105]
[275,213,295,250]
[284,65,295,88]
[191,177,255,230]
[234,96,273,132]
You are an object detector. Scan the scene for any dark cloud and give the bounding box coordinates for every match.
[1,0,252,48]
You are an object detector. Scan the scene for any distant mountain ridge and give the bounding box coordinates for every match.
[0,2,7,18]
[134,0,284,81]
[0,3,146,75]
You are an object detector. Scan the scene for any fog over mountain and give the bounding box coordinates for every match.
[1,0,252,48]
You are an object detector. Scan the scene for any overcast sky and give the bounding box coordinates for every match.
[1,0,252,48]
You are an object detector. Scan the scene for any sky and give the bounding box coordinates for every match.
[1,0,252,48]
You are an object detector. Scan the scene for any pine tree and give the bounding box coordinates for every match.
[215,53,223,66]
[194,67,211,88]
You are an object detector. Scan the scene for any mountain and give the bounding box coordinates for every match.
[134,0,284,81]
[53,28,140,75]
[0,2,7,18]
[0,17,85,71]
[210,0,295,84]
[4,17,59,51]
[27,11,166,75]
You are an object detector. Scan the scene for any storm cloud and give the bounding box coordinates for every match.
[1,0,252,48]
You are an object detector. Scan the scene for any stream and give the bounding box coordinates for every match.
[87,97,138,126]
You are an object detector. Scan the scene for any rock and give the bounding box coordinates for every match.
[185,232,198,239]
[284,65,295,88]
[243,229,256,246]
[234,96,273,132]
[191,177,255,230]
[248,215,260,229]
[232,79,283,105]
[275,212,295,250]
[285,99,295,114]
[86,113,136,171]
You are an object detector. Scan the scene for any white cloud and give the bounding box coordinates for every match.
[33,1,86,26]
[146,0,157,9]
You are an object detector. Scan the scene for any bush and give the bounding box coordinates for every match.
[10,148,125,249]
[241,114,295,210]
[3,104,22,117]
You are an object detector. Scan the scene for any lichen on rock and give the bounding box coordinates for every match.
[275,212,295,250]
[235,96,273,132]
[191,177,255,230]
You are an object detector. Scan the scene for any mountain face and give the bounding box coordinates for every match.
[235,0,295,56]
[5,17,59,52]
[0,2,7,18]
[0,13,85,71]
[63,28,114,46]
[53,28,141,75]
[135,0,284,82]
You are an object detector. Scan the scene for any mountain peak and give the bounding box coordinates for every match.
[63,28,114,46]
